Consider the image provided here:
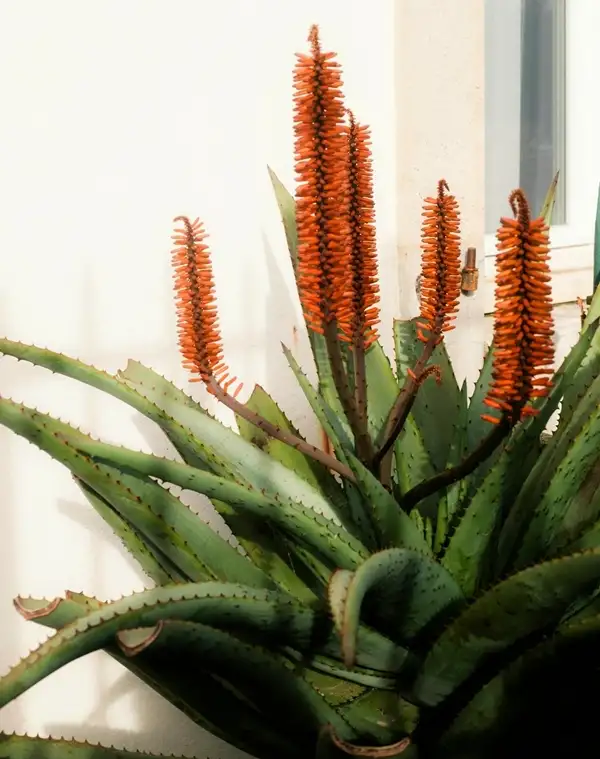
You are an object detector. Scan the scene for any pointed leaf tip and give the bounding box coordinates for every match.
[117,622,164,656]
[13,596,61,621]
[324,724,412,756]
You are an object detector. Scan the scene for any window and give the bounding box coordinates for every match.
[485,0,565,234]
[483,0,599,309]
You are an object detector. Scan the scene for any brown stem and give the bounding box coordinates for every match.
[324,320,374,463]
[207,377,357,483]
[400,417,510,511]
[354,341,368,430]
[373,331,439,485]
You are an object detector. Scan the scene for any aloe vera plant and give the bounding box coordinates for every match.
[2,23,600,759]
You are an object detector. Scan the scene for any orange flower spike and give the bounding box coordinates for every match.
[416,179,462,343]
[483,190,554,424]
[171,216,242,397]
[339,110,380,349]
[293,24,349,335]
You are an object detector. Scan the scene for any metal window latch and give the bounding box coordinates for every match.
[461,247,479,296]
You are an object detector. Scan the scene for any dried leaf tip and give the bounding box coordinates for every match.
[338,109,380,349]
[482,189,554,425]
[417,179,462,343]
[293,23,348,336]
[171,216,242,397]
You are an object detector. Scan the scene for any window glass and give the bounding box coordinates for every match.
[485,0,566,233]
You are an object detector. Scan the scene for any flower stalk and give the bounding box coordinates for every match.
[374,181,461,485]
[171,215,356,483]
[293,26,374,462]
[482,189,555,425]
[400,190,556,508]
[339,110,380,427]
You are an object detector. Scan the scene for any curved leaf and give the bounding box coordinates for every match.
[15,592,402,756]
[74,436,368,572]
[74,478,187,585]
[0,734,186,759]
[328,549,463,667]
[393,319,461,472]
[0,339,332,593]
[282,343,377,549]
[0,398,275,590]
[1,583,328,705]
[498,372,600,574]
[118,361,341,524]
[443,325,600,594]
[0,338,207,469]
[414,549,600,707]
[236,383,346,511]
[513,399,600,568]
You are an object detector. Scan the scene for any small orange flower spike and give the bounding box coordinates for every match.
[417,180,462,343]
[293,24,349,335]
[482,190,554,424]
[171,216,242,397]
[338,110,380,349]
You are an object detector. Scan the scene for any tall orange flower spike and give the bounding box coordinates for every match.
[171,216,242,397]
[293,24,349,335]
[482,190,554,425]
[338,110,380,349]
[416,180,462,343]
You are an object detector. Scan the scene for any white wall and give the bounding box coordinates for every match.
[0,1,396,756]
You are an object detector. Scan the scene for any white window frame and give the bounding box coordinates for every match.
[483,0,598,313]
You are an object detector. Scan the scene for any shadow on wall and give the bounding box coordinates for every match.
[0,278,251,757]
[77,229,317,758]
[0,179,318,759]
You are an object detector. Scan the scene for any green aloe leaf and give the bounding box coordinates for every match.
[393,319,461,472]
[558,319,600,431]
[74,478,187,585]
[328,548,463,668]
[282,343,377,549]
[511,383,600,568]
[466,343,497,443]
[365,340,399,442]
[0,339,330,592]
[117,366,316,599]
[0,734,187,759]
[414,549,600,707]
[344,455,432,555]
[268,168,351,438]
[118,361,340,524]
[17,590,414,693]
[13,594,295,757]
[339,691,420,748]
[62,431,369,571]
[436,381,469,552]
[2,584,327,705]
[540,169,560,225]
[2,585,358,751]
[498,372,600,573]
[16,592,407,756]
[236,383,347,519]
[234,383,352,597]
[268,166,298,268]
[0,339,208,470]
[438,613,600,759]
[444,324,600,594]
[0,398,276,590]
